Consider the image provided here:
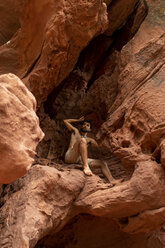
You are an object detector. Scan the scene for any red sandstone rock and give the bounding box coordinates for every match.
[1,161,165,247]
[99,0,165,169]
[0,0,144,106]
[1,0,165,247]
[0,0,20,46]
[0,0,108,105]
[0,74,44,183]
[105,0,139,36]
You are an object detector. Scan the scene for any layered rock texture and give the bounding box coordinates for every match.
[0,74,44,183]
[0,0,108,105]
[0,0,165,247]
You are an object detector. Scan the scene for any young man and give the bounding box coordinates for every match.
[64,116,122,185]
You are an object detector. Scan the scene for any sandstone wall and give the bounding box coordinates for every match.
[0,0,165,247]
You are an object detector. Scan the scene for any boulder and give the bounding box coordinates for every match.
[0,74,44,183]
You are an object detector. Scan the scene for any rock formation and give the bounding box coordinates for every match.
[0,0,20,46]
[0,0,165,247]
[99,0,165,168]
[0,74,44,183]
[0,0,108,105]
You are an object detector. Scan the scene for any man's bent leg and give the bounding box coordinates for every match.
[89,159,122,185]
[79,138,92,176]
[65,147,80,164]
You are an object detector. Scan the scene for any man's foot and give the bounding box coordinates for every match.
[83,167,93,176]
[110,178,123,186]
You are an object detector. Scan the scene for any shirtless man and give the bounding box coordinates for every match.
[64,116,121,185]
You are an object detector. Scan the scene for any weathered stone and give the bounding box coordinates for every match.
[0,0,20,46]
[36,215,154,248]
[1,0,165,247]
[0,74,44,183]
[0,0,108,105]
[105,0,139,36]
[99,0,165,169]
[1,161,165,247]
[0,0,147,107]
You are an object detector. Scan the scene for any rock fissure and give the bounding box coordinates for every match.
[22,52,42,80]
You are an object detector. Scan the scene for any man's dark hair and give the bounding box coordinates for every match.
[81,119,92,129]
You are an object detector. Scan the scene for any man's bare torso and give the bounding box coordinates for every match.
[68,130,91,149]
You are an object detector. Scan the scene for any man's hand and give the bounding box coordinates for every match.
[78,116,84,122]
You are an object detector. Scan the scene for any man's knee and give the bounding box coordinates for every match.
[79,138,87,146]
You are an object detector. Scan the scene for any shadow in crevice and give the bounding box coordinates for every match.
[35,213,151,248]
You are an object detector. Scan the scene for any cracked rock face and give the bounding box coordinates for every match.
[0,74,44,183]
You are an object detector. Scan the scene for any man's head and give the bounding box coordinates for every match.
[81,120,92,133]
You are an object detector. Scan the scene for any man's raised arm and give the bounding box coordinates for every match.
[63,116,84,132]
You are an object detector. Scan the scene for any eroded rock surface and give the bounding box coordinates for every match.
[0,0,108,105]
[0,0,145,106]
[36,215,156,248]
[99,0,165,169]
[0,0,165,247]
[0,74,44,183]
[1,162,165,247]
